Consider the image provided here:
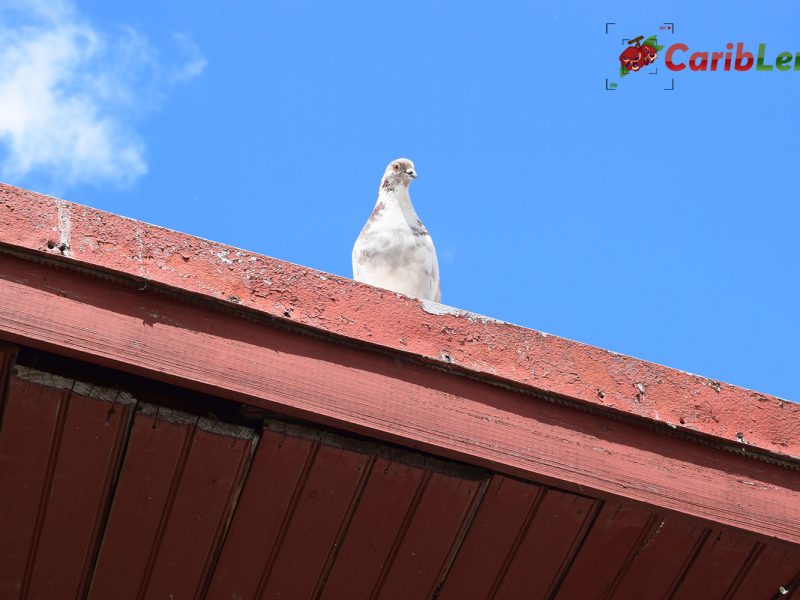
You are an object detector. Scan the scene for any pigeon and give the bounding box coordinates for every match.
[352,158,441,302]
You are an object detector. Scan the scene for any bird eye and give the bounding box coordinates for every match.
[393,164,400,171]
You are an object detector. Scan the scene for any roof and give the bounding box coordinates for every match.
[0,182,798,598]
[1,183,795,457]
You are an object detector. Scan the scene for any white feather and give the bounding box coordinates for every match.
[353,159,441,302]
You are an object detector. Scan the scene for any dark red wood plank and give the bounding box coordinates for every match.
[89,406,199,599]
[494,489,599,600]
[140,416,254,599]
[729,544,800,600]
[438,475,544,600]
[320,455,428,599]
[207,424,319,599]
[376,467,487,599]
[612,515,708,598]
[0,376,68,597]
[555,502,655,598]
[257,441,373,599]
[0,343,16,408]
[12,372,135,599]
[1,254,797,545]
[671,530,756,598]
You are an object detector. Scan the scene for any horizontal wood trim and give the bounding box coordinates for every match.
[0,253,798,545]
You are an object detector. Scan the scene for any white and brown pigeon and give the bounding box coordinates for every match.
[352,158,441,302]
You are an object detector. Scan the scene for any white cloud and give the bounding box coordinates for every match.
[171,33,207,83]
[0,0,206,187]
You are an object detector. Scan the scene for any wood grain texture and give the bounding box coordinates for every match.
[208,427,320,599]
[141,420,254,599]
[727,544,800,600]
[0,343,16,405]
[554,502,656,598]
[0,254,798,544]
[0,375,133,599]
[671,530,757,599]
[492,490,599,600]
[375,469,486,599]
[438,476,546,600]
[89,409,194,599]
[0,377,69,597]
[88,407,255,600]
[611,517,710,599]
[319,455,430,600]
[254,442,372,600]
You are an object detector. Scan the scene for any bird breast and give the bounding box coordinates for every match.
[355,217,429,270]
[352,190,440,302]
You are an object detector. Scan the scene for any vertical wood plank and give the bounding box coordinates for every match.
[320,455,428,599]
[728,544,800,600]
[145,423,254,599]
[0,343,17,416]
[207,425,319,600]
[612,516,709,598]
[376,468,487,599]
[0,369,135,599]
[672,531,758,599]
[494,490,599,600]
[555,502,655,598]
[89,407,197,599]
[0,376,69,597]
[438,475,545,600]
[257,442,372,599]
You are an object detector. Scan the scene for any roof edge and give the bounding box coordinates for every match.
[1,182,797,458]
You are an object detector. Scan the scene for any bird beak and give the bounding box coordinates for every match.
[407,170,417,178]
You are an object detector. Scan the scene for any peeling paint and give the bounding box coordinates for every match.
[634,382,646,404]
[420,301,504,325]
[134,226,144,263]
[55,199,72,257]
[215,250,234,265]
[15,365,136,404]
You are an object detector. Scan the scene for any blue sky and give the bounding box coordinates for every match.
[1,1,798,401]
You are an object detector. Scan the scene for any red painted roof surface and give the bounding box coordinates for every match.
[0,183,798,598]
[0,183,795,457]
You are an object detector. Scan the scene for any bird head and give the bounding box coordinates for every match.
[382,158,417,190]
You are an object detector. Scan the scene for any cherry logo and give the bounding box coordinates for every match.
[641,43,658,65]
[619,35,664,77]
[620,44,643,72]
